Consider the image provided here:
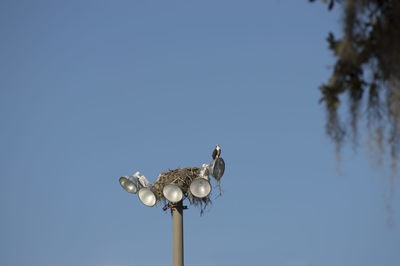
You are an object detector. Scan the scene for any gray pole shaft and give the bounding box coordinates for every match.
[172,201,184,266]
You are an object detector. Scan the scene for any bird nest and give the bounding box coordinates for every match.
[150,167,213,214]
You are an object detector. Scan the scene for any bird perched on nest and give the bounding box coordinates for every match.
[212,144,221,160]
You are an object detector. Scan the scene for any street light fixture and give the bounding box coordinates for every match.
[119,175,139,194]
[118,145,226,266]
[138,187,157,207]
[189,178,211,198]
[209,157,225,180]
[163,184,184,203]
[189,162,213,198]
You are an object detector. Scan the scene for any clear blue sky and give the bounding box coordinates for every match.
[1,1,399,266]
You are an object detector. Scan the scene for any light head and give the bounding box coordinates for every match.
[138,187,157,207]
[190,177,211,198]
[163,184,183,203]
[119,175,139,194]
[209,157,225,181]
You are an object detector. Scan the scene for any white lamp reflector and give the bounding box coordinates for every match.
[163,184,183,203]
[119,176,138,194]
[210,157,225,180]
[138,188,156,207]
[190,178,211,198]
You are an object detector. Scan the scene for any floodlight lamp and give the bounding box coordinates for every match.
[190,178,211,198]
[119,175,139,194]
[163,184,183,203]
[138,187,157,207]
[209,157,225,180]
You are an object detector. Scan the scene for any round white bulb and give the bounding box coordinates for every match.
[163,184,183,203]
[119,176,138,194]
[138,188,156,207]
[190,178,211,198]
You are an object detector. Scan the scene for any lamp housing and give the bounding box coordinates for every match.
[209,157,225,180]
[138,187,157,207]
[190,177,211,198]
[163,184,183,203]
[119,175,139,194]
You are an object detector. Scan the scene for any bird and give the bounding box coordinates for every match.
[212,144,221,160]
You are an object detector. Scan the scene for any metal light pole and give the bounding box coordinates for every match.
[172,201,184,266]
[118,146,225,266]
